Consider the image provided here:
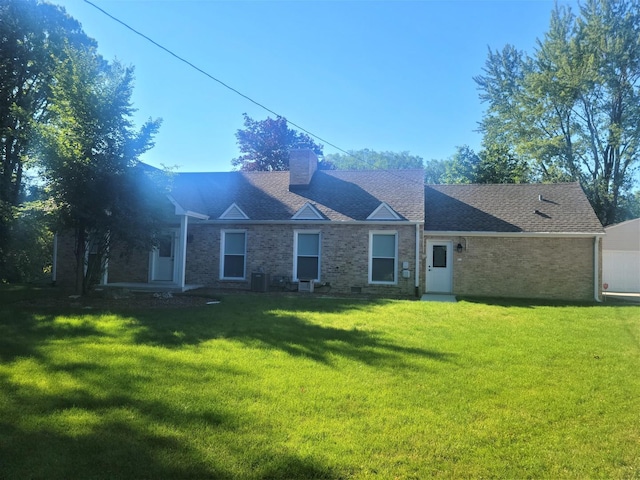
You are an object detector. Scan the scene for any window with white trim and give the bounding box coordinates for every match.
[294,231,321,281]
[369,231,397,284]
[220,230,246,279]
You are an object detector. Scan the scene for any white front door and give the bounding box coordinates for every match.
[152,233,175,281]
[426,240,453,293]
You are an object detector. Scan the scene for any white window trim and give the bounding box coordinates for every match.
[293,229,321,282]
[368,230,398,285]
[220,229,247,280]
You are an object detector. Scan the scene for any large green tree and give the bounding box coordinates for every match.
[0,0,93,279]
[39,45,162,294]
[427,145,530,184]
[325,149,423,170]
[475,0,640,225]
[232,114,325,171]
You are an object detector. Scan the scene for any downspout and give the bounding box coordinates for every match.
[594,236,601,302]
[178,215,189,291]
[52,233,58,284]
[415,223,421,297]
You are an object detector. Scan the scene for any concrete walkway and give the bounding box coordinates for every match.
[420,294,457,303]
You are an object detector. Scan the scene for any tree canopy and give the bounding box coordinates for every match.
[475,0,640,224]
[0,0,94,279]
[232,114,325,171]
[38,45,162,293]
[426,145,530,184]
[324,149,423,170]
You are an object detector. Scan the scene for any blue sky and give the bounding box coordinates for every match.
[54,0,576,172]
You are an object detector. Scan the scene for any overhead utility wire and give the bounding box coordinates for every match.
[82,0,426,186]
[83,0,355,159]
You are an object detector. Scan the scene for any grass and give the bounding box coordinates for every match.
[0,289,639,479]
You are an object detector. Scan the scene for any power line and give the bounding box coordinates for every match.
[82,0,426,184]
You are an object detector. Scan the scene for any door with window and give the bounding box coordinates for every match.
[426,240,452,293]
[152,233,175,281]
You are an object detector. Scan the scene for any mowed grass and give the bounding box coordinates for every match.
[0,291,639,479]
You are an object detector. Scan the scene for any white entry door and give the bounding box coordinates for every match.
[152,233,175,281]
[426,240,453,293]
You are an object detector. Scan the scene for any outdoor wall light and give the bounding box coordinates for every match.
[456,243,463,253]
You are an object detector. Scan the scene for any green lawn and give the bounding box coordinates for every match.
[1,289,639,479]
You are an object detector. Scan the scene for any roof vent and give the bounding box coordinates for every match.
[538,194,543,202]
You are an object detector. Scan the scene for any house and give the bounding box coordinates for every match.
[602,218,640,293]
[424,184,604,301]
[53,150,605,301]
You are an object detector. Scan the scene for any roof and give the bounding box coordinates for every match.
[603,218,640,251]
[425,183,603,234]
[169,169,425,222]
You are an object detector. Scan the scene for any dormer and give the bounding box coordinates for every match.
[367,202,401,220]
[219,203,249,220]
[292,202,323,220]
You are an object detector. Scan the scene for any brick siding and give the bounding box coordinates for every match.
[425,235,599,301]
[185,223,420,297]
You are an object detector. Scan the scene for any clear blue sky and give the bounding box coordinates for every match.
[54,0,576,173]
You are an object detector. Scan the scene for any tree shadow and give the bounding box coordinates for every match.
[458,296,637,309]
[0,309,101,362]
[130,297,454,368]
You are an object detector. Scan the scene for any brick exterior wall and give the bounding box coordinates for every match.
[425,235,599,301]
[53,233,77,287]
[106,244,150,283]
[185,222,420,297]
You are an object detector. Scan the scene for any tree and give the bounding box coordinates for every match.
[0,0,93,279]
[39,45,162,294]
[475,144,531,184]
[232,114,324,171]
[325,149,424,170]
[475,0,640,225]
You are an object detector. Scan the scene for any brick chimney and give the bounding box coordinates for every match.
[289,149,318,189]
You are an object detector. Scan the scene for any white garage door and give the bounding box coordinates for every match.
[603,251,640,293]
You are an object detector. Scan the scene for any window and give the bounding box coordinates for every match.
[294,231,320,281]
[369,232,397,284]
[220,230,246,279]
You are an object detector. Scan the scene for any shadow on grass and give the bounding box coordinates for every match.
[458,296,637,308]
[0,310,101,362]
[131,297,454,367]
[0,355,343,480]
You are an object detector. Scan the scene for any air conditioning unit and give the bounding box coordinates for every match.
[298,279,314,293]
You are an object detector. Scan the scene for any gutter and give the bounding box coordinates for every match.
[594,236,601,302]
[424,230,605,239]
[415,223,421,297]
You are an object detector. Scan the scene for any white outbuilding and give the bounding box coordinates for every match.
[602,218,640,293]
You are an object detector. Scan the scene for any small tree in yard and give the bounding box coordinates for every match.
[39,45,163,294]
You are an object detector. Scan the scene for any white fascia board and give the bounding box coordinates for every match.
[166,195,209,220]
[424,230,605,238]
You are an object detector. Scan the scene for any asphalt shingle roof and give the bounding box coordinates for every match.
[170,169,425,222]
[425,183,603,233]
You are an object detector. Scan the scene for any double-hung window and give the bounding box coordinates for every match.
[294,231,321,281]
[220,230,246,279]
[369,231,397,284]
